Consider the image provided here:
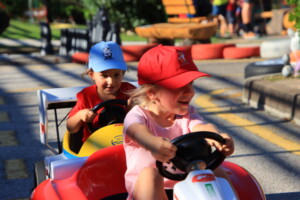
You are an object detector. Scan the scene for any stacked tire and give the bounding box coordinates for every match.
[260,39,291,59]
[244,59,285,78]
[191,43,235,60]
[191,43,260,60]
[121,43,157,62]
[72,52,89,64]
[223,46,260,59]
[72,44,158,64]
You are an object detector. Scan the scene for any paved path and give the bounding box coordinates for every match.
[0,37,299,199]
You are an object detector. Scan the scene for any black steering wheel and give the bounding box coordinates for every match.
[87,99,127,133]
[156,131,226,181]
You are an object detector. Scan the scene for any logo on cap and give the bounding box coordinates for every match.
[178,50,188,65]
[103,47,113,59]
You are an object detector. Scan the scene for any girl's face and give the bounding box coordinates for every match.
[89,69,124,98]
[154,82,195,116]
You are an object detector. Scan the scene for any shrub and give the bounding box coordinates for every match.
[287,0,300,30]
[0,3,9,35]
[80,0,167,31]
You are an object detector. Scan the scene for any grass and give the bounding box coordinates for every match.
[264,74,300,81]
[0,19,146,41]
[1,19,227,43]
[0,20,60,40]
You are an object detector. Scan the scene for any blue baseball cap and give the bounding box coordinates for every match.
[88,41,127,72]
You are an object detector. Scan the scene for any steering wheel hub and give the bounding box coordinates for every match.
[156,131,226,181]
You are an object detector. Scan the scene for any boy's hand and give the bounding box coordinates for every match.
[150,137,177,163]
[79,109,97,123]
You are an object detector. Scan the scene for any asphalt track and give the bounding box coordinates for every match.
[0,55,299,199]
[196,90,300,157]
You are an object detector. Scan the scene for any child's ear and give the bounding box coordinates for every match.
[146,88,158,100]
[87,70,94,79]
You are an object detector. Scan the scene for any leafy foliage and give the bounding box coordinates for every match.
[1,0,167,31]
[80,0,167,31]
[0,0,31,18]
[286,0,300,30]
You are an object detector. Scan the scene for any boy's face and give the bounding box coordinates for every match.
[89,69,124,98]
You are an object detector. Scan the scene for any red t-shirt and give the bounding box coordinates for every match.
[68,82,136,142]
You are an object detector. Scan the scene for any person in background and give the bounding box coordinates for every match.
[226,0,239,37]
[240,0,257,39]
[212,0,229,38]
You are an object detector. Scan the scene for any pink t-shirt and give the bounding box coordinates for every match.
[123,105,205,199]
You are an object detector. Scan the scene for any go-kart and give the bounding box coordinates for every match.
[31,131,266,200]
[34,85,132,185]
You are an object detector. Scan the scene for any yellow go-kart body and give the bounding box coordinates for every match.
[62,123,124,158]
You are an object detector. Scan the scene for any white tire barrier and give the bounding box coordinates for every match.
[260,39,291,59]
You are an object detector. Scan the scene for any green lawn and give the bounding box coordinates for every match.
[1,20,60,40]
[0,19,147,41]
[1,19,224,44]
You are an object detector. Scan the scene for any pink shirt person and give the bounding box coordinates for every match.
[122,45,235,200]
[123,105,205,197]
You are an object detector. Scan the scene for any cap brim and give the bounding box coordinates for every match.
[90,60,127,72]
[157,71,210,89]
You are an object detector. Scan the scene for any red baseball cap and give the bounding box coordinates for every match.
[138,45,210,89]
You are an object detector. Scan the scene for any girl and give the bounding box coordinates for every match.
[123,45,235,200]
[67,41,135,152]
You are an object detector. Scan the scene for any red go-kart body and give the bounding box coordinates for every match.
[31,145,265,200]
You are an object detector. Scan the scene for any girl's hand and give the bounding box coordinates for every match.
[220,133,234,156]
[149,137,177,163]
[205,133,234,156]
[79,109,97,123]
[126,124,177,162]
[191,123,235,156]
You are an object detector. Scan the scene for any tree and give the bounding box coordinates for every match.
[80,0,167,31]
[1,0,167,32]
[0,0,28,18]
[0,2,9,35]
[287,0,300,30]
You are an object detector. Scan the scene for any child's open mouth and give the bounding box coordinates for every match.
[178,100,189,105]
[106,86,114,90]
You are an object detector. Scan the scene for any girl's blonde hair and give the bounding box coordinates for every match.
[128,84,159,109]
